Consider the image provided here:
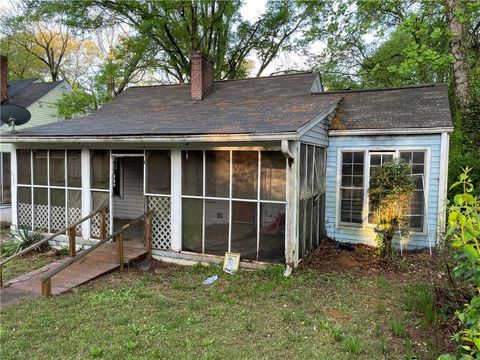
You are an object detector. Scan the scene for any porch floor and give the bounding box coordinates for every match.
[1,241,147,306]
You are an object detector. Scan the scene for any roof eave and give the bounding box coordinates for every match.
[1,132,299,144]
[329,127,454,136]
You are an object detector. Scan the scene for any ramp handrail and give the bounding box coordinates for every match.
[0,207,107,287]
[40,210,153,296]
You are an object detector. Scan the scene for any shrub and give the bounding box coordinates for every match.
[0,227,45,257]
[368,159,415,258]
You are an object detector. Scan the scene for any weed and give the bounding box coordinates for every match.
[57,247,70,256]
[379,335,387,354]
[404,339,414,358]
[89,346,102,358]
[141,273,152,284]
[342,335,364,354]
[390,319,407,338]
[331,327,345,342]
[126,340,137,350]
[403,282,436,324]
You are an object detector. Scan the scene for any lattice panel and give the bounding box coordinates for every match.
[90,211,111,239]
[34,204,49,231]
[68,207,82,235]
[148,196,171,250]
[51,205,66,231]
[18,203,32,228]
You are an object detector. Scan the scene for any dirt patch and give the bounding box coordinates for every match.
[301,238,451,282]
[325,308,349,320]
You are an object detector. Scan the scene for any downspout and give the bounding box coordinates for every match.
[281,140,294,277]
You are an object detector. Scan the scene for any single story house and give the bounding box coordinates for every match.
[0,56,72,220]
[2,52,453,269]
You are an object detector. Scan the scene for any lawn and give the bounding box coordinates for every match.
[1,251,62,284]
[0,256,449,360]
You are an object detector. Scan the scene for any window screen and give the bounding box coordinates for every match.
[232,151,258,199]
[91,150,109,190]
[146,151,171,194]
[400,151,426,231]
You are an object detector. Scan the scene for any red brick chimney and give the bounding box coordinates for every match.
[191,51,213,101]
[0,56,7,103]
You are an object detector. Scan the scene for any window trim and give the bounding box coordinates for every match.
[336,147,430,235]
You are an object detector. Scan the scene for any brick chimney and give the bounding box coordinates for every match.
[191,51,213,101]
[0,56,7,103]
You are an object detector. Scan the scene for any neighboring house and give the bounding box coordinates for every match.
[2,52,453,269]
[0,56,72,221]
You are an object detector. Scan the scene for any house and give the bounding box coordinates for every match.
[0,56,72,223]
[1,52,453,269]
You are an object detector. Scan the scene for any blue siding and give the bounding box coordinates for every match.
[299,119,329,146]
[325,134,442,249]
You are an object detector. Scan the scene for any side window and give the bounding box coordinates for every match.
[400,151,426,231]
[339,151,364,224]
[368,152,394,223]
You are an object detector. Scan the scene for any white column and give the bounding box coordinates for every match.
[10,144,18,229]
[285,141,299,268]
[437,132,450,242]
[81,149,91,240]
[170,149,182,251]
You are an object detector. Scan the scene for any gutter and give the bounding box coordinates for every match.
[1,132,299,144]
[329,127,454,136]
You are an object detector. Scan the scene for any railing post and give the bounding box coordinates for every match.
[116,232,124,271]
[99,208,106,240]
[145,212,153,260]
[41,278,51,297]
[68,228,76,257]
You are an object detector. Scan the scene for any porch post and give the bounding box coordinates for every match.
[170,149,182,251]
[81,149,91,240]
[284,141,299,268]
[10,144,17,229]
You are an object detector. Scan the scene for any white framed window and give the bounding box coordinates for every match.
[181,149,287,263]
[337,148,428,233]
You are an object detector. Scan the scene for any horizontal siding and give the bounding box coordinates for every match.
[112,158,145,219]
[299,119,329,146]
[325,134,442,249]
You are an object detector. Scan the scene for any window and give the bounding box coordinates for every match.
[339,151,364,225]
[400,151,426,231]
[181,150,287,263]
[0,152,11,205]
[337,149,427,232]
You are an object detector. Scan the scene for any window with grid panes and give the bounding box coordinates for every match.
[339,151,364,224]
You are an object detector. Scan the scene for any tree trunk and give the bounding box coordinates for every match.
[445,0,470,110]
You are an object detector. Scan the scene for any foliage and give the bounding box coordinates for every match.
[368,159,415,258]
[442,167,480,359]
[403,282,437,325]
[0,227,45,257]
[55,88,98,118]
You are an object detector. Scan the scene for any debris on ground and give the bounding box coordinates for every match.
[202,274,218,285]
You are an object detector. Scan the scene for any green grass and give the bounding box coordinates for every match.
[1,252,55,282]
[0,264,444,359]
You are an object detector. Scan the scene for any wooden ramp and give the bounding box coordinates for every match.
[3,242,148,296]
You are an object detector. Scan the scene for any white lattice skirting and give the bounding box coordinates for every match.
[18,203,32,228]
[51,205,66,231]
[148,196,171,250]
[90,211,110,239]
[68,207,82,234]
[34,204,49,231]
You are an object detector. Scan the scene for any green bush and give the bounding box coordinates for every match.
[0,227,45,257]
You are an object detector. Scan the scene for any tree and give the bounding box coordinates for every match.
[0,35,47,80]
[24,0,318,81]
[368,159,415,259]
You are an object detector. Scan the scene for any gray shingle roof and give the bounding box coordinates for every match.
[5,79,64,108]
[5,73,452,138]
[331,84,452,130]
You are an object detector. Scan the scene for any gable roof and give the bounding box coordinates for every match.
[3,73,452,140]
[5,79,65,108]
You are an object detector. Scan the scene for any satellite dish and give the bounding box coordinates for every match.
[0,104,31,131]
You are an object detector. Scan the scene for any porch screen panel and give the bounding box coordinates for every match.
[258,203,285,262]
[260,152,285,201]
[232,151,258,199]
[50,188,66,232]
[1,153,11,204]
[204,199,229,255]
[146,150,171,250]
[205,151,229,198]
[17,150,31,185]
[182,198,203,252]
[231,201,257,260]
[49,150,65,186]
[182,151,203,196]
[68,189,82,234]
[17,187,31,228]
[67,150,82,188]
[90,191,110,238]
[33,150,47,186]
[34,187,48,230]
[91,150,109,190]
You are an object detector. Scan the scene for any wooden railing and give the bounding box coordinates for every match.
[40,210,153,296]
[0,207,107,287]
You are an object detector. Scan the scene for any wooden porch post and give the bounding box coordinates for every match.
[68,228,76,257]
[99,208,106,240]
[116,232,124,271]
[144,211,153,260]
[41,278,51,297]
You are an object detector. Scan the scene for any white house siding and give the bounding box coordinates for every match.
[0,83,70,153]
[112,157,145,219]
[325,134,442,249]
